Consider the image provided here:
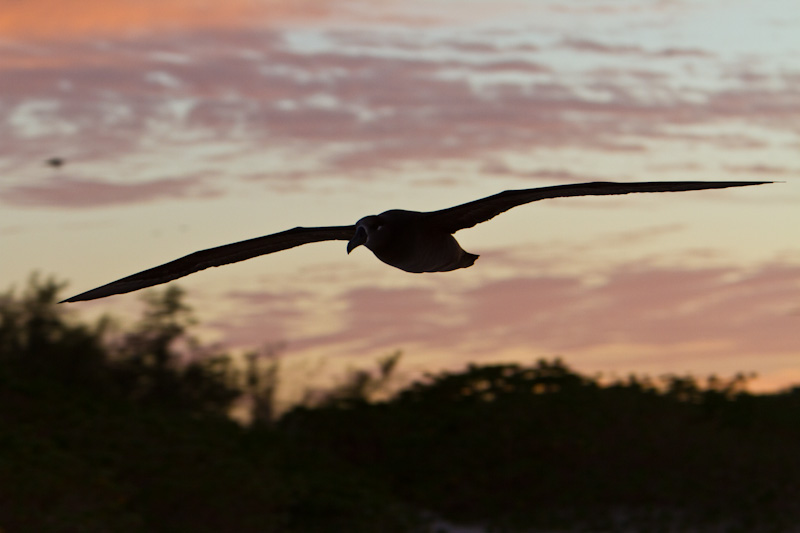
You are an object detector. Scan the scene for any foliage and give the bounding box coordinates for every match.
[0,276,416,532]
[2,275,800,532]
[282,361,800,530]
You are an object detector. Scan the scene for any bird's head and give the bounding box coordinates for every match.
[347,215,385,254]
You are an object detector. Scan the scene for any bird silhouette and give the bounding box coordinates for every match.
[61,180,770,303]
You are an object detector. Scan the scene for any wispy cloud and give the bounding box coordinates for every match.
[561,38,711,58]
[210,260,800,371]
[724,164,796,175]
[1,175,220,208]
[2,25,798,183]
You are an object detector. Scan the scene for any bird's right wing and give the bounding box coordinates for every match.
[61,225,356,302]
[426,181,771,234]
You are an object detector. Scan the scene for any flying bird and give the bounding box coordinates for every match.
[61,180,769,303]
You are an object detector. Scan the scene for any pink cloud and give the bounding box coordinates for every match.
[206,289,316,344]
[1,175,220,208]
[479,160,618,182]
[561,39,644,56]
[587,67,669,82]
[549,1,683,15]
[724,164,794,175]
[211,260,800,378]
[1,27,798,181]
[561,38,711,58]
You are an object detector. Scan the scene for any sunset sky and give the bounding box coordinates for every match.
[2,0,799,398]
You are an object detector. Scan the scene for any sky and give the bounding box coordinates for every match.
[2,0,799,398]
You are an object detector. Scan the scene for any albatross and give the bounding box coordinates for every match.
[61,180,770,303]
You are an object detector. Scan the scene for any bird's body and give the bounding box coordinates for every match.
[61,180,771,303]
[350,210,478,273]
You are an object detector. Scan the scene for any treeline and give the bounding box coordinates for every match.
[1,276,800,532]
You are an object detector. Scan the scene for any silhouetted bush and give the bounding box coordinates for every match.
[2,275,800,532]
[282,361,800,531]
[0,276,418,532]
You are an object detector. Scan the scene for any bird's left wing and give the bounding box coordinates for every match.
[61,225,356,302]
[426,181,771,234]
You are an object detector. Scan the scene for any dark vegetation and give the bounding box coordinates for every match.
[2,276,800,532]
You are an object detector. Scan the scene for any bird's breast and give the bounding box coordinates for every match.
[368,227,474,273]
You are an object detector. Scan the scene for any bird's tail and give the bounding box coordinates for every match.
[441,252,479,272]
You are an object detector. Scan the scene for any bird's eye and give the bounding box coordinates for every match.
[376,225,384,231]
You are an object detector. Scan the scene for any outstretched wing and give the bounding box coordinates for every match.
[427,181,771,234]
[61,225,356,302]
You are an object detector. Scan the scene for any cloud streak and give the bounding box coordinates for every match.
[1,175,220,208]
[211,260,800,378]
[561,38,712,58]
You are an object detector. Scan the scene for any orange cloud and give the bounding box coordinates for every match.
[0,0,332,40]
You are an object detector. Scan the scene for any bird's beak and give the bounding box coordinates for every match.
[347,226,367,254]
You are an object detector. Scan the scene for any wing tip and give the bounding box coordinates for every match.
[58,280,146,303]
[59,287,116,303]
[726,180,774,185]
